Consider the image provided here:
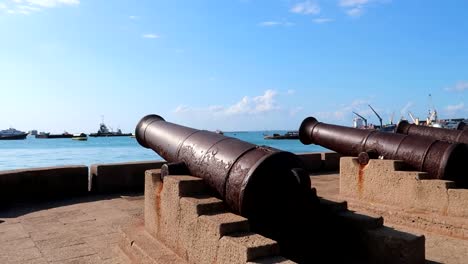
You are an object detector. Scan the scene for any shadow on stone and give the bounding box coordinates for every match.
[0,191,142,218]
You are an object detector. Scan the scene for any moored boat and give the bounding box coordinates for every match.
[89,123,132,137]
[72,133,88,141]
[0,128,28,140]
[264,131,299,140]
[35,132,74,139]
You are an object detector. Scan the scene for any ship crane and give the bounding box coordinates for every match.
[408,111,419,125]
[368,104,383,128]
[352,111,368,127]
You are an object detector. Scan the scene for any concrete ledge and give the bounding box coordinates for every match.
[119,222,187,264]
[89,160,165,193]
[0,165,88,202]
[340,157,468,217]
[365,227,425,264]
[296,153,322,172]
[297,152,341,172]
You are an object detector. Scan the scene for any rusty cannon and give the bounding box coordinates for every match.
[396,120,468,144]
[135,114,314,215]
[135,114,328,262]
[299,117,468,187]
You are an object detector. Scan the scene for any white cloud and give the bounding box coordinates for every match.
[226,96,250,114]
[3,0,78,15]
[25,0,78,7]
[311,98,387,124]
[0,3,7,9]
[18,4,40,11]
[287,89,296,95]
[338,0,389,17]
[174,105,189,114]
[290,1,320,15]
[346,7,363,17]
[142,34,160,39]
[446,103,465,112]
[289,106,303,117]
[259,21,280,27]
[258,21,294,27]
[313,18,334,24]
[445,81,468,92]
[339,0,370,7]
[252,90,278,113]
[129,15,138,20]
[174,90,280,117]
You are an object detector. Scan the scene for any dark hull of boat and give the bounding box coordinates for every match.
[0,134,28,140]
[264,135,299,140]
[35,134,74,139]
[89,133,133,137]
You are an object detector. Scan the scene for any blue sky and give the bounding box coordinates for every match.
[0,0,467,133]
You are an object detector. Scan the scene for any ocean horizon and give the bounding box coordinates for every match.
[0,131,327,171]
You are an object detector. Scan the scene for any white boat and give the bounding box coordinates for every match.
[0,128,28,140]
[71,133,88,141]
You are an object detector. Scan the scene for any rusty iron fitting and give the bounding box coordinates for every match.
[357,151,379,165]
[396,120,468,145]
[136,114,310,216]
[160,162,190,179]
[299,117,468,187]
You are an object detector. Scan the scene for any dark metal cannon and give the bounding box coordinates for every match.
[299,117,468,187]
[135,114,313,216]
[396,120,468,144]
[457,121,466,130]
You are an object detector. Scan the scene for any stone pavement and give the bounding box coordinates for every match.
[0,193,144,264]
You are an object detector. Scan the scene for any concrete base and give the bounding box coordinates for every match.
[317,197,425,264]
[125,169,293,264]
[340,157,468,239]
[119,168,426,264]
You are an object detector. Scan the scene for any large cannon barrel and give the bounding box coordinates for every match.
[396,120,468,144]
[136,114,310,216]
[299,117,468,186]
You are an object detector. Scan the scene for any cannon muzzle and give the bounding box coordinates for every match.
[396,120,468,144]
[299,117,468,187]
[136,114,311,216]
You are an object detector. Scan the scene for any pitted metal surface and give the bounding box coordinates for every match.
[396,120,468,144]
[299,117,468,187]
[135,114,306,215]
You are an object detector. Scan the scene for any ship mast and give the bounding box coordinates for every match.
[368,104,383,128]
[352,111,368,127]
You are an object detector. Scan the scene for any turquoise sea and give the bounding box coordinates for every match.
[0,131,327,171]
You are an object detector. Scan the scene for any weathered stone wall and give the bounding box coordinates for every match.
[297,152,341,172]
[89,160,165,193]
[0,166,88,202]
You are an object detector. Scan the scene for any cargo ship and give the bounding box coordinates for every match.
[89,123,132,137]
[264,131,299,140]
[35,132,73,139]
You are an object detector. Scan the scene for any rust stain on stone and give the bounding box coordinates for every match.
[155,181,164,231]
[358,163,366,196]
